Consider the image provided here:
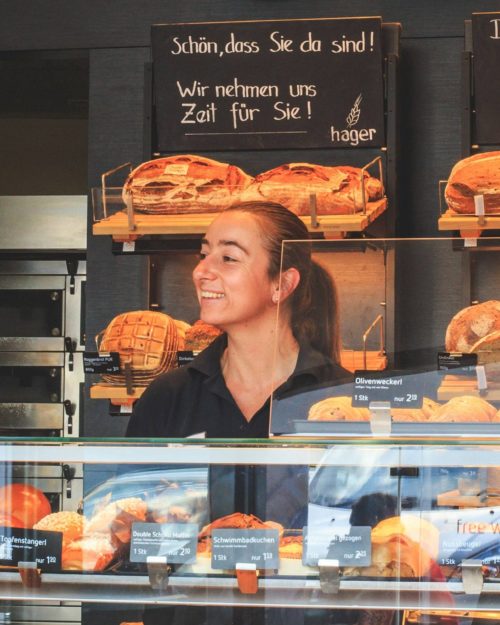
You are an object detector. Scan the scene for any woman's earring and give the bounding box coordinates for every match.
[272,291,280,304]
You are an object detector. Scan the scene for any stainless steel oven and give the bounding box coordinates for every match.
[0,260,85,436]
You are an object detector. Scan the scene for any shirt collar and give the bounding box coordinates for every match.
[188,333,227,378]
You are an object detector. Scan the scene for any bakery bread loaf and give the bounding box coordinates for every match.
[33,511,84,547]
[391,398,441,422]
[99,310,180,385]
[122,155,253,214]
[445,151,500,214]
[184,320,223,352]
[431,395,497,423]
[308,396,370,421]
[240,162,384,215]
[445,301,500,353]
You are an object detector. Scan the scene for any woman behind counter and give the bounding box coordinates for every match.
[127,200,349,440]
[126,201,353,625]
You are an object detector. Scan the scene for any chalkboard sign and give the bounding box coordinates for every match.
[151,17,385,151]
[472,12,500,143]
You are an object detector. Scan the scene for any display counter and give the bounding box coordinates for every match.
[0,437,499,612]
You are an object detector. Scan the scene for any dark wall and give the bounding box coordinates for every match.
[1,0,499,435]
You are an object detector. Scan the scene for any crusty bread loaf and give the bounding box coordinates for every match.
[240,162,384,216]
[445,301,500,353]
[122,155,252,214]
[431,395,497,423]
[308,396,370,421]
[99,310,180,384]
[445,151,500,214]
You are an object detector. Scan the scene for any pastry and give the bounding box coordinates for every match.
[86,497,147,544]
[62,534,117,571]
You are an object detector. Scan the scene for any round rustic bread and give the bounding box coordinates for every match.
[307,396,370,421]
[431,395,497,423]
[445,151,500,214]
[445,300,500,352]
[99,310,180,383]
[239,162,384,216]
[122,154,253,214]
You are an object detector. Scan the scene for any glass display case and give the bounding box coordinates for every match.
[0,437,499,612]
[270,238,500,437]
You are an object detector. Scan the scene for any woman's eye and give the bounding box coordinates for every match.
[222,255,236,263]
[199,251,207,260]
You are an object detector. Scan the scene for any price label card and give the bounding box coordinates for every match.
[303,526,371,567]
[83,352,121,374]
[130,523,198,564]
[211,529,279,569]
[437,352,477,376]
[352,370,423,408]
[438,531,487,567]
[177,351,196,367]
[0,527,62,571]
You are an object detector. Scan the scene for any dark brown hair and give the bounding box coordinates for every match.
[225,201,340,363]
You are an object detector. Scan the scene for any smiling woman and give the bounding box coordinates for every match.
[126,202,351,625]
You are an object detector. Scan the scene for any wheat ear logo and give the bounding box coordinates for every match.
[346,94,363,128]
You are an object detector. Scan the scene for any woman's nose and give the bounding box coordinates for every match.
[193,255,215,281]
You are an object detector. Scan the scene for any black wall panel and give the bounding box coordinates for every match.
[85,48,150,436]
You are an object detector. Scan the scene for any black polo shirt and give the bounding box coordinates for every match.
[126,334,351,439]
[126,336,355,625]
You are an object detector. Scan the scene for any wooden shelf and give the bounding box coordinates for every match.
[437,374,500,401]
[92,199,387,242]
[90,384,145,406]
[438,209,500,237]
